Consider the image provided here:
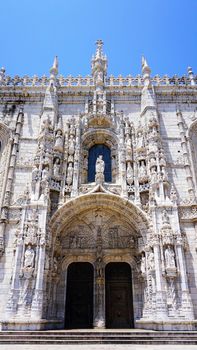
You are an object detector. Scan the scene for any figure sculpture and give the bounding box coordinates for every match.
[66,163,73,185]
[54,130,64,153]
[95,155,105,183]
[24,245,35,269]
[165,246,176,269]
[53,158,60,177]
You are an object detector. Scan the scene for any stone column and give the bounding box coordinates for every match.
[71,119,80,198]
[177,110,195,200]
[6,206,27,317]
[31,208,47,319]
[93,273,105,328]
[176,234,194,319]
[153,241,167,318]
[118,116,128,198]
[151,209,168,318]
[172,206,194,319]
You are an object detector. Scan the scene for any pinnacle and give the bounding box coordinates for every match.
[50,56,58,75]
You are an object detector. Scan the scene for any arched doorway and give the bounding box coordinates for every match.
[105,262,134,328]
[65,262,94,329]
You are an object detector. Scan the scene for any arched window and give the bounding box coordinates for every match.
[88,144,112,182]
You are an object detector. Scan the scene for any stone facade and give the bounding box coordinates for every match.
[0,41,197,331]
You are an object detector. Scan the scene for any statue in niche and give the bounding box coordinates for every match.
[148,250,154,270]
[69,121,75,136]
[24,245,35,269]
[137,131,144,149]
[138,162,148,183]
[126,162,134,185]
[141,253,146,275]
[95,256,104,278]
[40,116,53,136]
[54,130,64,153]
[126,135,132,158]
[66,163,73,185]
[95,155,105,183]
[68,134,75,155]
[32,164,40,182]
[31,165,41,192]
[96,71,104,85]
[162,209,170,225]
[150,167,158,184]
[165,246,176,269]
[42,166,49,181]
[53,158,60,177]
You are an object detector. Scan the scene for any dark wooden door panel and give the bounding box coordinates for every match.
[65,263,93,329]
[105,263,134,328]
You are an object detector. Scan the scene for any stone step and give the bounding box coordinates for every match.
[1,331,197,344]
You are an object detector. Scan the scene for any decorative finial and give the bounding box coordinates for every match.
[0,67,5,83]
[188,66,195,86]
[141,56,151,87]
[95,39,104,58]
[142,56,151,75]
[50,56,58,76]
[91,40,107,87]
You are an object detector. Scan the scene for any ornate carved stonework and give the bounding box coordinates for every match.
[0,41,196,331]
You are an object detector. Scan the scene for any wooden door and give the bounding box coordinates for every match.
[65,262,93,329]
[105,262,134,328]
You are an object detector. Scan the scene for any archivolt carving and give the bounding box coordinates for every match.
[50,193,149,259]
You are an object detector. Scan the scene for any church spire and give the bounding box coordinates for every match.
[91,40,107,89]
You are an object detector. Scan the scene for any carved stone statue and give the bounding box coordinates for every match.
[54,130,64,153]
[141,254,146,275]
[95,155,105,184]
[68,135,75,155]
[162,209,170,225]
[95,256,104,278]
[66,163,73,185]
[53,158,60,177]
[148,250,154,270]
[32,165,40,182]
[126,162,134,185]
[126,135,132,158]
[24,245,35,269]
[138,162,148,183]
[31,165,41,193]
[136,131,144,150]
[42,166,49,181]
[165,246,176,269]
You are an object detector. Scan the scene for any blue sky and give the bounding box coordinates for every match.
[0,0,196,77]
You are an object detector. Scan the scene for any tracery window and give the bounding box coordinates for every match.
[88,144,112,182]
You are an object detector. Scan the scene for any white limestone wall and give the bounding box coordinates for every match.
[183,222,197,318]
[0,224,16,316]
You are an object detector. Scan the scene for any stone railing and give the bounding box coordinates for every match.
[0,74,196,88]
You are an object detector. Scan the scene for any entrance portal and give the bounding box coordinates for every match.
[105,263,134,328]
[65,262,93,329]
